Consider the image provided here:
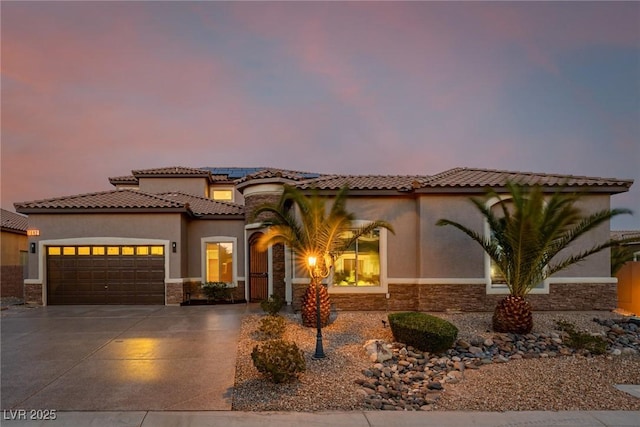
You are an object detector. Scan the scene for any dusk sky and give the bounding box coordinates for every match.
[2,1,639,229]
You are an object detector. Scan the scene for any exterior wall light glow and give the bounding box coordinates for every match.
[27,229,40,236]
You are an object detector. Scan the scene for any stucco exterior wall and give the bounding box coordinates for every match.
[138,177,209,196]
[186,219,246,280]
[1,230,27,298]
[1,230,27,265]
[418,194,485,278]
[550,194,612,278]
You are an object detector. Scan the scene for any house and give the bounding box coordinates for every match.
[1,208,29,299]
[14,166,633,311]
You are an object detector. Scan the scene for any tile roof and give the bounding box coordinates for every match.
[1,208,28,232]
[296,175,427,191]
[417,167,634,189]
[236,168,322,184]
[132,166,212,178]
[611,230,640,242]
[108,175,138,185]
[158,192,244,216]
[15,189,186,211]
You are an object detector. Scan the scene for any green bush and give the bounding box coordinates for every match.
[258,315,286,339]
[260,294,284,316]
[251,339,306,383]
[201,282,233,300]
[388,312,459,354]
[555,320,607,355]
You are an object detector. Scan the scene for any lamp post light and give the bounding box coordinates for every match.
[307,255,328,360]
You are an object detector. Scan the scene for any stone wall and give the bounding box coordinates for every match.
[166,282,184,305]
[1,265,24,298]
[24,283,42,305]
[292,282,616,312]
[272,244,286,301]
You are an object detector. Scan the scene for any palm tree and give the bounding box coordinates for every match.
[611,240,640,275]
[436,182,631,334]
[253,185,393,327]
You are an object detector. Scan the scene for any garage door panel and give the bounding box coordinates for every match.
[47,245,165,305]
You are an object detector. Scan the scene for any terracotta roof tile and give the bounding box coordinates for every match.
[418,167,633,189]
[611,230,640,242]
[1,208,28,232]
[15,189,186,211]
[108,175,138,185]
[236,168,322,184]
[158,192,244,216]
[132,166,211,177]
[296,175,427,191]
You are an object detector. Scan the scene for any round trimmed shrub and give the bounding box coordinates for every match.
[258,314,287,339]
[251,339,306,383]
[388,312,458,354]
[260,294,284,316]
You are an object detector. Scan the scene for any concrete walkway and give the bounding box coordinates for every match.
[0,410,638,426]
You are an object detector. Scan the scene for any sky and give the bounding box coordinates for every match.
[1,1,639,229]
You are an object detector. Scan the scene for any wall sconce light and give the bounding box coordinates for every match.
[172,242,177,253]
[30,242,36,254]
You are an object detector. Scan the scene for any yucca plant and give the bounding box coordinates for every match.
[437,182,631,334]
[252,185,393,327]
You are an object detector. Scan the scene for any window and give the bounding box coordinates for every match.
[212,189,233,201]
[205,242,234,283]
[333,229,380,287]
[48,247,61,256]
[77,247,91,256]
[490,231,506,285]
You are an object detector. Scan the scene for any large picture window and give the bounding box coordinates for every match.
[333,229,380,287]
[205,241,234,283]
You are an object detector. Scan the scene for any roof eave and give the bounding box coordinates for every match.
[15,207,189,215]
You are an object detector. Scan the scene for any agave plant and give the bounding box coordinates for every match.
[252,185,393,327]
[437,182,631,334]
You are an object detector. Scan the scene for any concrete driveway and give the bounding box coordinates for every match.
[1,304,254,411]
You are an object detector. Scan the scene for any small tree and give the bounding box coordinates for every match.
[252,185,393,327]
[437,182,631,334]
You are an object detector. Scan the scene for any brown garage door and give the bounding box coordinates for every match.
[47,245,165,305]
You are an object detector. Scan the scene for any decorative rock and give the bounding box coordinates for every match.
[364,340,393,363]
[427,381,443,390]
[468,346,483,355]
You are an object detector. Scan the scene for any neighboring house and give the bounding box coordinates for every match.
[612,230,640,315]
[14,166,633,312]
[1,208,28,299]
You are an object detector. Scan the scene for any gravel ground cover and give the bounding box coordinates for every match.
[233,310,640,411]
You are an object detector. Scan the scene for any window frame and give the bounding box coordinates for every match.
[201,236,237,287]
[329,220,388,295]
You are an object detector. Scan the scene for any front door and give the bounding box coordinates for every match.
[249,233,269,302]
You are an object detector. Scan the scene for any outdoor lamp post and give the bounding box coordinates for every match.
[307,255,329,359]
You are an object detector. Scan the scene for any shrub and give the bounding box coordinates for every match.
[251,339,306,383]
[260,294,284,316]
[258,314,286,339]
[200,282,232,300]
[555,320,607,355]
[388,312,458,354]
